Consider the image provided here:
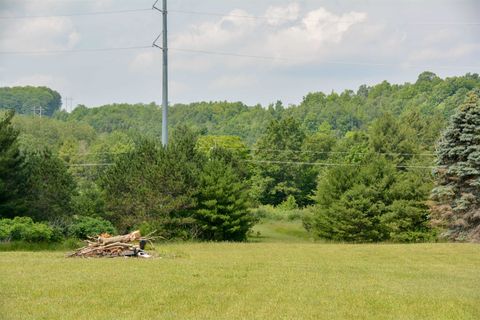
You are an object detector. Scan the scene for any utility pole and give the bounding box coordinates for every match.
[161,0,168,146]
[153,0,168,146]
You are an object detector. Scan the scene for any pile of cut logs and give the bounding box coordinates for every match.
[68,230,152,258]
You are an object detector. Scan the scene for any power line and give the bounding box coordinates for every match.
[0,44,477,70]
[0,6,477,27]
[169,48,480,70]
[0,8,151,19]
[197,146,436,157]
[66,159,442,170]
[242,159,441,169]
[0,45,151,55]
[67,148,436,157]
[67,163,114,167]
[168,9,480,26]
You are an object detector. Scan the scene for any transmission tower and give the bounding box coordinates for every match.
[32,106,44,117]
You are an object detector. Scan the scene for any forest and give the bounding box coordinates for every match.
[0,71,479,243]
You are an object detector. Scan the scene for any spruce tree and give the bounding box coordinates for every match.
[195,151,253,241]
[431,90,480,242]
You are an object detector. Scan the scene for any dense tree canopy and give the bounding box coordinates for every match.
[1,72,479,242]
[0,86,62,116]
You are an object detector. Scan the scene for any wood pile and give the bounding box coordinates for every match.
[68,230,152,258]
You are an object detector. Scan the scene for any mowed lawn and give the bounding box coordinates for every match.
[1,243,479,320]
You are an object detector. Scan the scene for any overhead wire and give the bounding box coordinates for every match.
[65,147,440,169]
[168,9,480,26]
[0,8,151,19]
[65,147,437,157]
[65,160,442,170]
[0,45,151,55]
[1,45,477,70]
[1,7,478,26]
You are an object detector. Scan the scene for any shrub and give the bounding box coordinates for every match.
[278,195,299,210]
[0,217,56,242]
[67,216,117,239]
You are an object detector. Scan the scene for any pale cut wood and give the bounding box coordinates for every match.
[98,230,141,245]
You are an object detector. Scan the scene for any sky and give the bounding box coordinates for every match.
[0,0,479,109]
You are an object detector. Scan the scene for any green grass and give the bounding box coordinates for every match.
[250,220,313,242]
[1,243,479,319]
[0,239,82,252]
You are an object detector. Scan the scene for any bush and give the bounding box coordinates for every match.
[0,217,57,242]
[251,205,307,222]
[68,216,117,239]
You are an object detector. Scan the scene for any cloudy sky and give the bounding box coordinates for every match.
[0,0,479,109]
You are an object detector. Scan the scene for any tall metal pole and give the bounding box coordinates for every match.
[161,0,168,146]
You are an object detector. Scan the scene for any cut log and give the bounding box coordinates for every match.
[98,230,141,245]
[68,230,151,258]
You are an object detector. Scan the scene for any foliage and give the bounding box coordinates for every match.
[0,86,62,116]
[194,152,253,241]
[20,149,76,222]
[0,217,60,242]
[309,114,435,242]
[431,90,480,242]
[0,111,24,217]
[67,216,117,239]
[251,117,316,206]
[71,181,107,218]
[100,128,201,235]
[2,72,480,243]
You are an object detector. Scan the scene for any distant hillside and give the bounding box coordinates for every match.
[0,86,62,117]
[51,72,479,144]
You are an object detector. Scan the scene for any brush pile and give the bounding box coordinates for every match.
[68,230,152,258]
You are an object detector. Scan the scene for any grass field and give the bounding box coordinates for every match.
[1,243,479,320]
[250,220,313,242]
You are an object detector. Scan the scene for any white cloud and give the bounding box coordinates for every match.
[210,75,257,89]
[409,43,480,62]
[130,51,157,72]
[265,3,300,26]
[169,4,367,70]
[0,17,80,51]
[9,74,68,92]
[171,9,256,50]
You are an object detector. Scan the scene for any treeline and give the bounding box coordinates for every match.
[50,71,480,144]
[0,86,62,117]
[0,72,479,242]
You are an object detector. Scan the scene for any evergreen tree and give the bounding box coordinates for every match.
[0,111,24,217]
[194,150,253,241]
[21,149,77,222]
[311,155,433,242]
[431,90,480,242]
[101,129,201,235]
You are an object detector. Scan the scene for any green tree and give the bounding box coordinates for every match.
[431,90,480,242]
[0,86,61,116]
[251,117,314,206]
[21,149,77,222]
[0,111,24,217]
[311,155,433,242]
[101,129,201,235]
[194,150,253,241]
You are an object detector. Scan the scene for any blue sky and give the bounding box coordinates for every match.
[0,0,479,109]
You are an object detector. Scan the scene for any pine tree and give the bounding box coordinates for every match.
[431,90,480,242]
[195,152,253,241]
[0,111,25,217]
